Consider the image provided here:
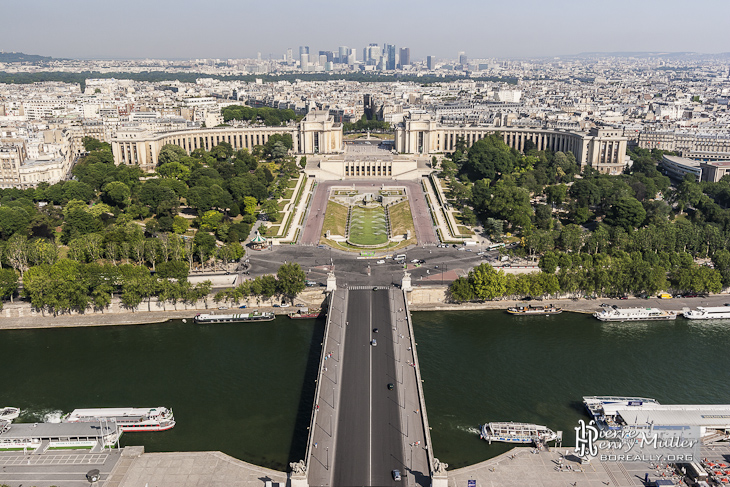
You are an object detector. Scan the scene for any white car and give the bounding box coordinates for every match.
[218,306,229,310]
[279,302,290,308]
[376,260,385,264]
[411,259,420,263]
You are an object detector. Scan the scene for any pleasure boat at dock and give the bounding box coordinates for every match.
[583,396,660,430]
[593,306,677,322]
[479,422,559,444]
[506,304,562,315]
[683,306,730,320]
[194,311,275,323]
[0,407,20,421]
[63,407,175,432]
[288,308,324,319]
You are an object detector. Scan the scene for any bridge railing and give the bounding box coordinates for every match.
[402,288,435,475]
[304,290,337,474]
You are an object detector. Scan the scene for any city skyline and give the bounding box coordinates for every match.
[1,0,729,60]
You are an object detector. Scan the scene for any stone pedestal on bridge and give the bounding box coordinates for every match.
[432,458,448,487]
[289,460,308,487]
[401,270,412,292]
[326,271,337,292]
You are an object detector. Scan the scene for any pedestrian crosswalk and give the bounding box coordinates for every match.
[345,285,391,290]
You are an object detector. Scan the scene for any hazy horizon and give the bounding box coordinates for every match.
[2,0,729,61]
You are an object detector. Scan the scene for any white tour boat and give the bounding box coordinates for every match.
[583,396,660,430]
[194,311,275,324]
[0,407,20,421]
[479,422,558,444]
[683,306,730,320]
[63,407,175,432]
[593,306,677,322]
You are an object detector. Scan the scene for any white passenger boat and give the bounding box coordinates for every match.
[479,422,558,444]
[583,396,660,430]
[683,307,730,320]
[506,304,562,315]
[194,311,275,323]
[0,407,20,421]
[63,407,175,432]
[593,306,677,322]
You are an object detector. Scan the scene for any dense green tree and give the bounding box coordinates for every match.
[139,183,179,215]
[0,268,19,303]
[157,144,187,165]
[487,181,532,229]
[448,277,474,302]
[193,231,217,268]
[83,136,111,152]
[101,181,131,208]
[605,197,647,230]
[276,262,306,302]
[61,209,102,244]
[156,260,190,280]
[468,263,507,301]
[0,206,31,239]
[62,181,95,203]
[464,134,518,181]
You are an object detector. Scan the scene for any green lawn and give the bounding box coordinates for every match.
[389,200,416,238]
[457,225,475,236]
[321,201,349,238]
[288,179,299,188]
[349,206,388,246]
[284,189,295,200]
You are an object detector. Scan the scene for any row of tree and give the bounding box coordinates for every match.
[449,257,723,303]
[11,259,308,315]
[0,227,245,278]
[213,262,307,305]
[221,105,300,127]
[19,260,212,315]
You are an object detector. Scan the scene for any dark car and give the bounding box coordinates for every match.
[373,328,379,333]
[387,383,394,390]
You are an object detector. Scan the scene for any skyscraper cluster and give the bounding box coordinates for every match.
[291,43,413,71]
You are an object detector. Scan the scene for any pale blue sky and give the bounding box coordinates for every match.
[2,0,729,60]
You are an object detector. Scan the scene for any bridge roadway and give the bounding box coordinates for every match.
[306,287,431,486]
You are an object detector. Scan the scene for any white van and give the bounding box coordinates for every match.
[394,254,406,261]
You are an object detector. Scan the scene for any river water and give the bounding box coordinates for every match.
[3,310,730,470]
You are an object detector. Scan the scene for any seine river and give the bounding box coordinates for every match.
[3,310,730,470]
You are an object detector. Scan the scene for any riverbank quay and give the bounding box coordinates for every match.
[0,445,286,487]
[2,286,730,330]
[448,442,730,486]
[408,286,730,314]
[0,289,329,330]
[113,448,287,487]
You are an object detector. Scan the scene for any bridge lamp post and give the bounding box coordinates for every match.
[326,446,329,470]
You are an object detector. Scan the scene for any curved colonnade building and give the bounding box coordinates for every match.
[394,112,628,175]
[111,110,628,178]
[111,110,342,172]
